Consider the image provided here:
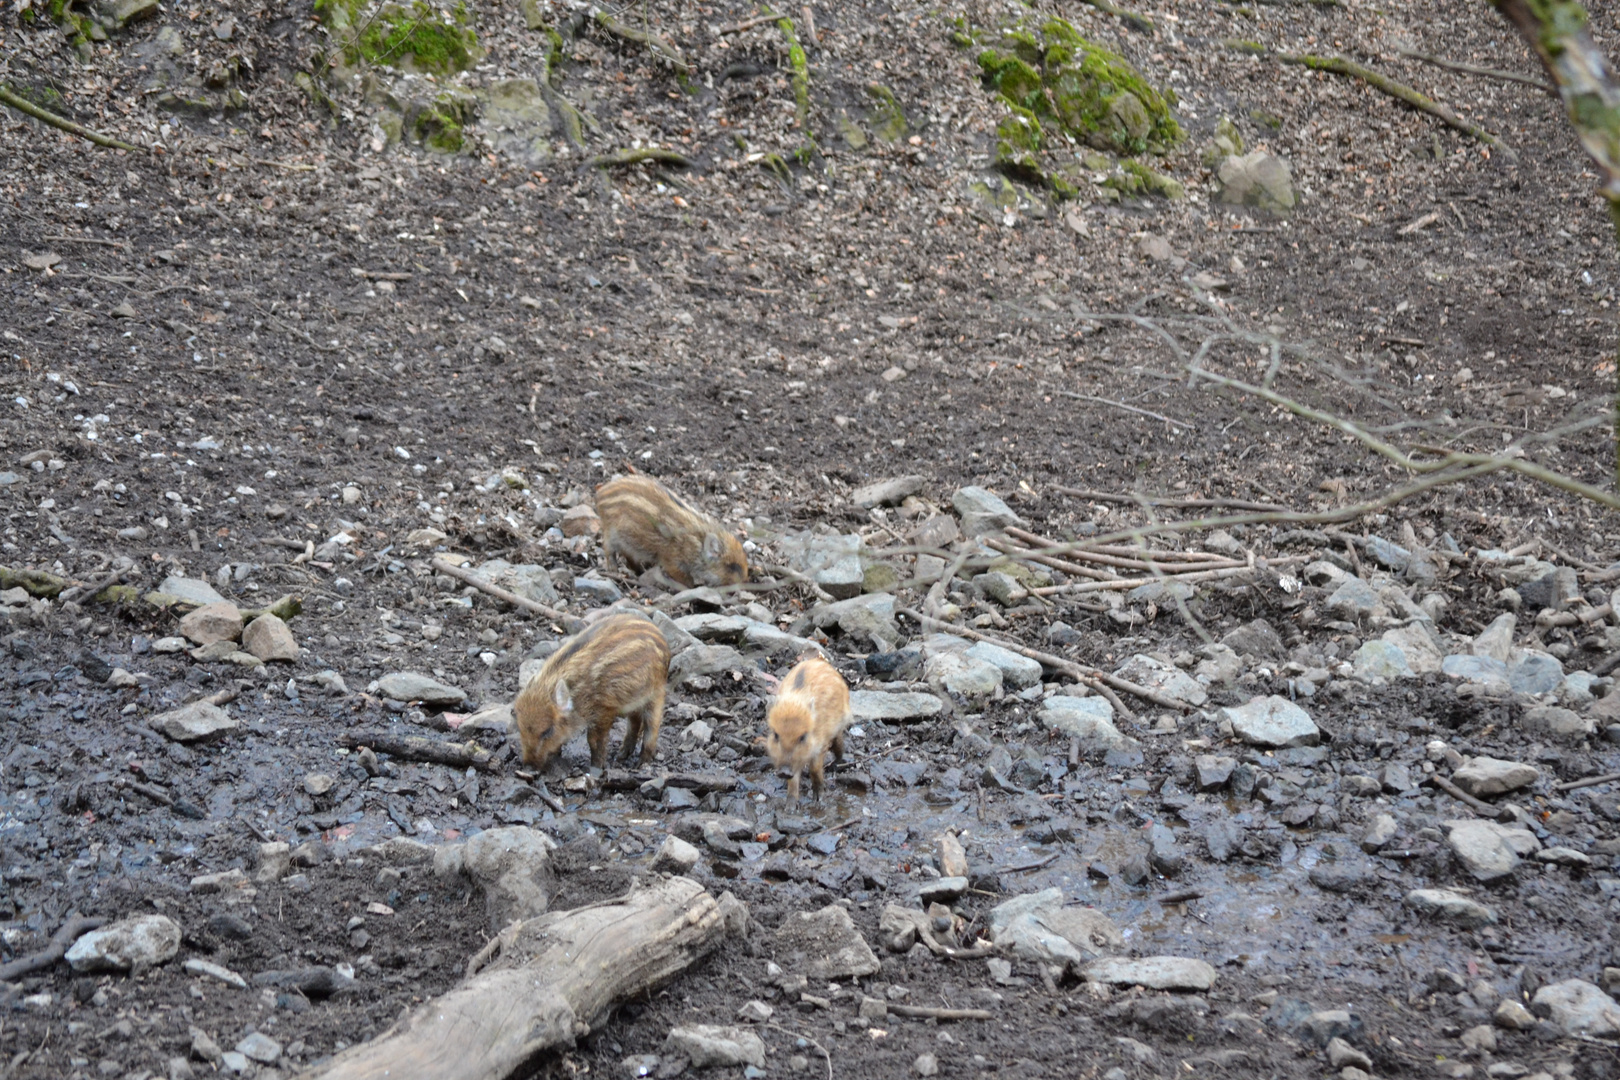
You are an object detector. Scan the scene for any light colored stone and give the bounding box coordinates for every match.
[849,690,945,722]
[1445,821,1523,882]
[1223,695,1320,748]
[1114,654,1207,707]
[1441,654,1511,693]
[407,527,448,548]
[149,701,237,743]
[772,904,880,981]
[653,834,701,874]
[157,575,228,607]
[191,868,249,893]
[952,486,1024,537]
[1327,1038,1371,1070]
[989,888,1122,971]
[1353,639,1414,681]
[255,842,291,883]
[851,475,924,509]
[1361,814,1398,852]
[65,914,182,973]
[805,593,900,651]
[937,832,969,879]
[1452,757,1539,797]
[670,643,750,685]
[475,560,561,606]
[1404,888,1496,927]
[1325,576,1384,619]
[184,958,247,989]
[370,671,467,707]
[1215,150,1295,214]
[235,1032,282,1064]
[178,602,243,645]
[675,613,749,642]
[965,641,1043,689]
[780,531,864,599]
[925,650,1003,698]
[664,1025,766,1069]
[1535,846,1592,867]
[1460,1024,1496,1053]
[1531,979,1620,1037]
[1038,696,1138,753]
[461,826,557,929]
[1194,643,1243,686]
[1381,624,1443,674]
[1083,956,1217,991]
[242,613,299,662]
[1493,1000,1535,1030]
[1472,614,1517,662]
[1523,705,1593,738]
[1509,650,1565,695]
[736,999,775,1024]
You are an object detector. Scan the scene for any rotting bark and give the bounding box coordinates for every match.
[306,878,726,1080]
[342,731,496,772]
[581,146,694,170]
[1225,42,1513,158]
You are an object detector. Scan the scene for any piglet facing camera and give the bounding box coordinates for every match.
[766,656,852,802]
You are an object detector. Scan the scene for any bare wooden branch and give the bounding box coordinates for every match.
[342,732,496,772]
[1423,774,1514,821]
[1394,46,1554,93]
[0,85,145,152]
[0,917,107,981]
[1053,487,1283,513]
[307,878,726,1080]
[595,12,691,75]
[886,1003,996,1021]
[431,557,576,626]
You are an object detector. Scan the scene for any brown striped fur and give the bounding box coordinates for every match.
[595,474,748,589]
[766,656,852,802]
[514,612,671,772]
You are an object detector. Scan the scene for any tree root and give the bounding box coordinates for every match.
[1394,47,1553,94]
[1226,41,1514,160]
[581,147,693,170]
[594,11,690,76]
[0,85,144,153]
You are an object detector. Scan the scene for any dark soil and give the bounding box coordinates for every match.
[2,0,1620,1076]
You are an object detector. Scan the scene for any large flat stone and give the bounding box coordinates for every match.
[1445,820,1525,882]
[989,888,1122,970]
[1404,888,1496,927]
[951,486,1023,537]
[370,672,466,707]
[965,641,1043,689]
[157,575,228,607]
[772,904,880,981]
[1114,654,1206,708]
[1451,756,1539,797]
[1083,956,1216,991]
[849,690,944,722]
[149,701,237,743]
[925,651,1002,699]
[1223,695,1320,748]
[1532,980,1620,1038]
[178,602,243,646]
[1038,696,1139,754]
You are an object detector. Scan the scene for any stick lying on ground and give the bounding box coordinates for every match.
[307,878,726,1080]
[342,732,495,772]
[431,557,576,626]
[0,85,144,152]
[0,916,107,981]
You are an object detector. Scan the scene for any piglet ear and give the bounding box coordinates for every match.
[553,679,574,713]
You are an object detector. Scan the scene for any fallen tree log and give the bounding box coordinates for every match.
[306,877,727,1080]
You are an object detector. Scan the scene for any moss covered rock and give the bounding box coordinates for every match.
[968,17,1179,158]
[864,83,907,144]
[316,0,480,76]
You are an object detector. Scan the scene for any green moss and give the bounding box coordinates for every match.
[1119,159,1184,199]
[316,0,479,76]
[776,15,809,129]
[410,86,476,152]
[995,104,1043,180]
[864,82,907,143]
[964,16,1180,157]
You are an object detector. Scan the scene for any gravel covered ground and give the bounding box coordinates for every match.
[2,0,1620,1076]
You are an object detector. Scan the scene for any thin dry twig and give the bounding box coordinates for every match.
[431,557,575,624]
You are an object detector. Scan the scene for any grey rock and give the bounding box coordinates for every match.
[915,1052,940,1077]
[1452,756,1539,797]
[1404,888,1496,927]
[1364,536,1412,573]
[149,701,237,743]
[242,613,299,663]
[1038,696,1138,753]
[183,958,247,989]
[772,905,880,981]
[1221,618,1284,659]
[1193,643,1242,686]
[157,575,228,607]
[1215,150,1295,214]
[1379,762,1415,793]
[1508,650,1564,695]
[1531,980,1620,1037]
[925,650,1003,698]
[1114,654,1207,707]
[806,593,900,651]
[988,888,1122,970]
[1194,755,1236,791]
[650,609,701,656]
[1325,576,1383,620]
[65,914,182,973]
[675,614,750,642]
[1472,614,1517,662]
[1441,654,1512,693]
[849,690,944,722]
[1446,820,1525,882]
[1494,1000,1536,1030]
[652,834,701,874]
[780,532,865,600]
[852,475,925,508]
[178,602,244,646]
[1559,671,1604,707]
[966,641,1043,688]
[1381,624,1443,674]
[1352,639,1414,681]
[1084,956,1217,991]
[663,1025,766,1069]
[461,826,557,929]
[951,486,1024,537]
[1535,846,1592,867]
[235,1033,281,1064]
[974,570,1029,607]
[736,999,774,1024]
[370,672,466,707]
[909,513,960,550]
[1327,1037,1372,1070]
[740,620,826,658]
[475,560,560,605]
[1223,695,1320,748]
[573,576,622,604]
[671,644,750,685]
[1361,814,1398,852]
[1517,567,1579,612]
[1300,1009,1358,1047]
[1200,819,1243,862]
[918,877,967,904]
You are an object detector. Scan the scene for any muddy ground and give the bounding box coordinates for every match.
[3,0,1620,1076]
